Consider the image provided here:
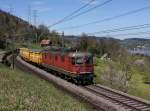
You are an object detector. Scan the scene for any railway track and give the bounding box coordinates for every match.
[82,85,150,111]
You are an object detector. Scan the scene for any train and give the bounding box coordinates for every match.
[19,47,94,85]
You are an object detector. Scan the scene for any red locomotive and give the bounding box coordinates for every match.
[19,47,94,85]
[42,47,94,85]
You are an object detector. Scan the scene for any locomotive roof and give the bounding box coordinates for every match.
[42,46,75,53]
[68,52,92,57]
[42,46,92,57]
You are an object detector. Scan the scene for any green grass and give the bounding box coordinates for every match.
[94,57,108,83]
[94,57,150,101]
[128,65,150,100]
[0,48,5,51]
[27,43,43,49]
[16,43,43,50]
[0,64,90,111]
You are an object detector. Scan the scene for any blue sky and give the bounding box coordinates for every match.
[0,0,150,39]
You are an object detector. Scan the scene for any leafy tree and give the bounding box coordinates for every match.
[78,33,89,51]
[37,25,50,41]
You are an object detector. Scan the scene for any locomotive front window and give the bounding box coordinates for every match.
[76,57,84,64]
[72,56,93,65]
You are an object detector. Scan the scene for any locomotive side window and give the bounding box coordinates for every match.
[61,56,64,62]
[55,55,58,60]
[72,57,75,65]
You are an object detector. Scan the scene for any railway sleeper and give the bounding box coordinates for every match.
[136,105,150,109]
[142,107,150,111]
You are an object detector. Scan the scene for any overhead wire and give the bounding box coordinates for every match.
[109,31,150,37]
[58,0,113,23]
[49,0,96,27]
[87,23,150,35]
[58,5,150,30]
[39,0,96,38]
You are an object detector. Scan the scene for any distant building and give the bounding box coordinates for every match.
[40,40,52,47]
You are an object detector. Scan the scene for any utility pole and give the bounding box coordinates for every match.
[33,10,38,44]
[28,5,31,23]
[9,4,14,14]
[35,32,38,44]
[62,32,64,48]
[9,5,15,69]
[11,28,15,69]
[33,10,37,26]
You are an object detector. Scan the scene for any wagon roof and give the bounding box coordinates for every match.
[30,49,42,53]
[40,40,51,45]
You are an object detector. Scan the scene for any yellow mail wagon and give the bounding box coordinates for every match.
[19,48,30,61]
[29,50,42,64]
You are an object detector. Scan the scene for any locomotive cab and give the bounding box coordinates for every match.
[71,54,93,72]
[69,52,94,84]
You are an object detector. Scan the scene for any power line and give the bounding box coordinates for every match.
[109,31,150,37]
[38,0,96,39]
[58,5,150,30]
[63,0,112,22]
[40,0,112,38]
[49,0,96,27]
[87,23,150,35]
[28,5,31,23]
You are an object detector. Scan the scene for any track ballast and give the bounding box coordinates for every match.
[82,84,150,111]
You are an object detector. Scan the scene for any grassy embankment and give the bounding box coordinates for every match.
[0,64,90,111]
[0,49,5,51]
[3,43,43,50]
[94,57,150,100]
[26,43,43,49]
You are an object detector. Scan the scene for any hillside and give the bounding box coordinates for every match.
[1,9,149,51]
[0,9,36,48]
[121,38,150,49]
[0,9,63,49]
[0,64,90,111]
[64,35,150,49]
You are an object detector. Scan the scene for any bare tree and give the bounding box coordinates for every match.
[101,58,133,93]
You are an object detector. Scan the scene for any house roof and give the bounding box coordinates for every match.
[40,40,51,45]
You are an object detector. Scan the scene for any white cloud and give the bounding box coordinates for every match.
[33,6,51,13]
[32,1,44,5]
[31,1,51,13]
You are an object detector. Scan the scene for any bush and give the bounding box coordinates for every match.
[101,62,133,92]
